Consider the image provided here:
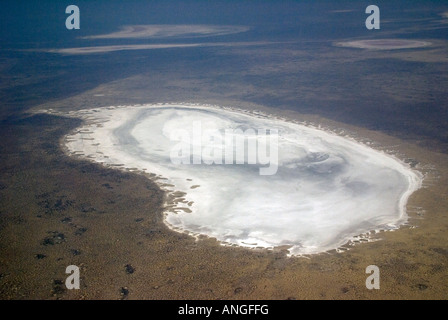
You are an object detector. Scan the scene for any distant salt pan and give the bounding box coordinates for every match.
[47,43,199,55]
[46,41,274,55]
[59,104,422,255]
[81,25,250,40]
[335,39,431,50]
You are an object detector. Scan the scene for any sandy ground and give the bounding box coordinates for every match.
[1,101,447,300]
